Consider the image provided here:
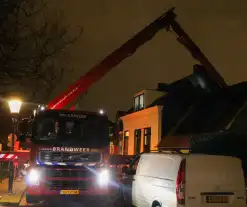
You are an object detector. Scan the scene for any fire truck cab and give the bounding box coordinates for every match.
[19,109,112,203]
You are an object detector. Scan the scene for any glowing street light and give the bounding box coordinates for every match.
[99,109,104,115]
[40,106,45,111]
[8,99,22,114]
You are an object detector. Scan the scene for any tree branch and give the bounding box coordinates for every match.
[0,0,82,102]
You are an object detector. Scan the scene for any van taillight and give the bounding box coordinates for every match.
[176,159,186,205]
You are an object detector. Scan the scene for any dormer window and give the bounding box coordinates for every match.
[134,94,144,111]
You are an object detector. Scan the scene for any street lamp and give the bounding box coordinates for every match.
[8,100,22,114]
[99,109,105,115]
[7,98,22,194]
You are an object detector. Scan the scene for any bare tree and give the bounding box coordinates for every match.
[0,0,82,103]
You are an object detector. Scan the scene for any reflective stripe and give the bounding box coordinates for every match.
[88,163,96,166]
[36,161,97,166]
[0,154,17,159]
[6,154,14,159]
[74,163,83,166]
[57,163,67,166]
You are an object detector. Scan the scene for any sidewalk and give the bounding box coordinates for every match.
[0,178,26,206]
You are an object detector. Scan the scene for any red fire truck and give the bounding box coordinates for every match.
[21,109,110,203]
[18,8,225,204]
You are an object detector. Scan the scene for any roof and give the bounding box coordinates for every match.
[174,82,247,135]
[154,80,247,138]
[120,66,247,137]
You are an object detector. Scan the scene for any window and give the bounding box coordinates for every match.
[118,139,123,154]
[139,94,144,109]
[123,131,129,155]
[143,127,151,152]
[134,129,141,154]
[134,94,144,111]
[33,113,109,148]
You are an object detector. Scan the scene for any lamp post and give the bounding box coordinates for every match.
[7,99,22,194]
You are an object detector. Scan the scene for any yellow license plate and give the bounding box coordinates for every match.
[206,196,229,203]
[60,190,80,195]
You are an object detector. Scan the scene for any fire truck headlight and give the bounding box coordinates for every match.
[26,169,40,185]
[97,169,110,186]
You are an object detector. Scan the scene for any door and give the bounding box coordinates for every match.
[121,156,140,206]
[134,129,141,154]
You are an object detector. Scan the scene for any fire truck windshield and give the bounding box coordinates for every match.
[31,111,109,148]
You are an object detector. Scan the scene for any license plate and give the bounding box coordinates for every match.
[60,190,80,195]
[206,195,229,203]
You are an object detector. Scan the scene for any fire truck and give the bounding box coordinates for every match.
[20,109,110,203]
[18,8,226,204]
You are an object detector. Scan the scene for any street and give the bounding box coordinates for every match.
[19,195,121,207]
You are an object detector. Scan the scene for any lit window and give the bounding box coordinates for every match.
[123,131,129,155]
[134,94,144,111]
[139,94,144,109]
[134,97,139,111]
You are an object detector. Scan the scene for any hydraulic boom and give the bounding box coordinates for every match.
[47,8,227,110]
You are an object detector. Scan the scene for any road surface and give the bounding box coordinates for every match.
[19,195,122,207]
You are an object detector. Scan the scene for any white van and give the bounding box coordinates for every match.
[121,153,246,207]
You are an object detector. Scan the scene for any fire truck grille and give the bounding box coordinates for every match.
[47,180,92,190]
[48,170,94,178]
[38,151,101,163]
[39,152,82,162]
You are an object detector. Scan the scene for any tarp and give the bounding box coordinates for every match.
[157,135,192,149]
[158,132,247,177]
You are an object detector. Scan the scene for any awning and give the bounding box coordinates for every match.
[157,135,192,149]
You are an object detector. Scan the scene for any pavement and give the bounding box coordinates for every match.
[0,178,26,206]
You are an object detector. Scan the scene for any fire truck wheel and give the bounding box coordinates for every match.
[26,194,41,204]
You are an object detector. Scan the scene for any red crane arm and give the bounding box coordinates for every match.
[169,21,227,89]
[48,8,226,110]
[48,9,176,109]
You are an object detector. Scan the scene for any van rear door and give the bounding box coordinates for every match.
[185,155,245,207]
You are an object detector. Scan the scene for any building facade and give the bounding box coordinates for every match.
[120,90,165,155]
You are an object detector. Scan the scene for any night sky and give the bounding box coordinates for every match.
[49,0,247,120]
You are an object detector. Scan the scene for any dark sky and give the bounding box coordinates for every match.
[49,0,247,119]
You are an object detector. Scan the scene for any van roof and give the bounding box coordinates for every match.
[140,151,238,160]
